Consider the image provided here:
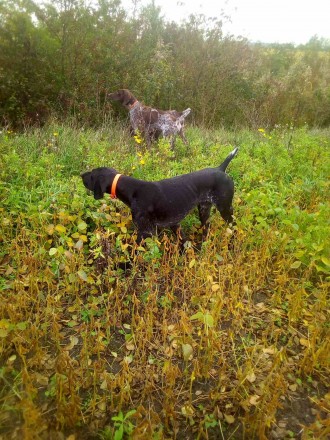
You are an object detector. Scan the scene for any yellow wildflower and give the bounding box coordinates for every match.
[139,159,145,165]
[258,128,265,133]
[53,132,59,136]
[134,135,142,144]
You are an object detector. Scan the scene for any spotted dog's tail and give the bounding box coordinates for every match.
[179,108,191,121]
[219,147,239,172]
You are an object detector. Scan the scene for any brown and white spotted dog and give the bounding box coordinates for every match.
[108,89,191,148]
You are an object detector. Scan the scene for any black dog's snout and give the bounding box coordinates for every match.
[81,171,92,191]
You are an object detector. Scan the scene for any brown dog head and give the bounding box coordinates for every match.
[108,89,137,108]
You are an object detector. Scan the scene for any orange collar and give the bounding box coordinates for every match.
[129,100,139,110]
[110,174,122,199]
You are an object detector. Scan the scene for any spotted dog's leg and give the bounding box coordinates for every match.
[144,130,152,149]
[170,135,177,150]
[179,128,188,145]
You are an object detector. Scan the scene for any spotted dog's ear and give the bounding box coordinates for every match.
[93,174,108,200]
[121,90,136,107]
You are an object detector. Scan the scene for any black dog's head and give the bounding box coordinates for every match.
[81,167,118,200]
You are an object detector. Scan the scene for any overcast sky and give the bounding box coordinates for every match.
[123,0,330,44]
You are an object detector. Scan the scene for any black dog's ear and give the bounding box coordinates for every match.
[93,174,108,200]
[93,180,103,199]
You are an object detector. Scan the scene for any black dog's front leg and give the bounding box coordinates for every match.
[170,224,187,242]
[136,228,153,244]
[132,211,155,244]
[198,202,212,238]
[219,205,235,227]
[218,204,236,250]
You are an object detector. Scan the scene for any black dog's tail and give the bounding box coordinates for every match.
[219,147,239,172]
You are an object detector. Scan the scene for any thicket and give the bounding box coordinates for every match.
[1,0,330,129]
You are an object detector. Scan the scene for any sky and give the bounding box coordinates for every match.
[123,0,330,45]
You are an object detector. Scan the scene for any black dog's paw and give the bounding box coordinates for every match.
[115,260,132,272]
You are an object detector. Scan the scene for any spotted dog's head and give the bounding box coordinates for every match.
[108,89,137,108]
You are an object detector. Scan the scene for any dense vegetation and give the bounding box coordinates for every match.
[1,0,329,438]
[0,123,329,438]
[1,0,330,129]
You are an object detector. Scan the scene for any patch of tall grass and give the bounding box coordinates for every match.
[0,122,329,439]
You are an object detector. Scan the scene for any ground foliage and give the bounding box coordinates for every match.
[0,123,329,439]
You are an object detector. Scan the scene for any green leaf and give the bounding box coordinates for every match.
[78,221,87,231]
[68,273,76,283]
[49,247,57,256]
[190,311,204,321]
[124,409,136,419]
[290,260,301,269]
[114,424,124,440]
[0,328,9,337]
[16,321,27,330]
[182,343,193,361]
[74,239,84,250]
[77,270,88,281]
[224,414,235,424]
[315,265,329,273]
[55,224,66,234]
[321,256,330,267]
[189,259,196,268]
[112,411,124,422]
[204,314,214,328]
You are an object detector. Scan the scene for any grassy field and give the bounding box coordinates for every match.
[0,123,329,439]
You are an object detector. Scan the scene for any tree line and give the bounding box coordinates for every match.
[1,0,330,129]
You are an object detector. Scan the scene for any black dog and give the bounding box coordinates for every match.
[81,148,238,243]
